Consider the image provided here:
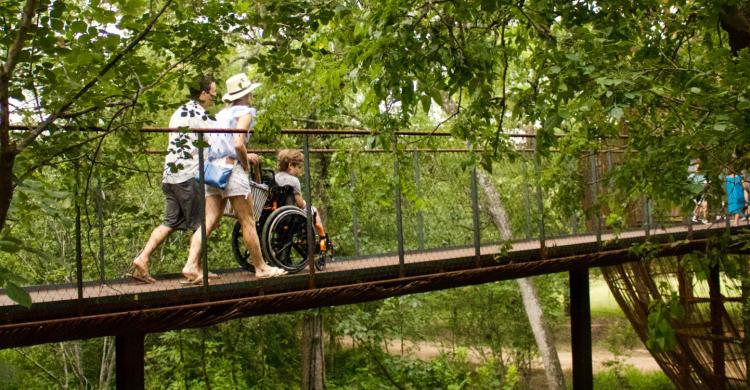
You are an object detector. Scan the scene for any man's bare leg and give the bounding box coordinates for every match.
[183,195,224,281]
[132,225,173,282]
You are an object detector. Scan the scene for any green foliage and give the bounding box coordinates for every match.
[4,0,750,386]
[593,365,675,390]
[327,345,509,389]
[603,317,641,357]
[645,290,685,353]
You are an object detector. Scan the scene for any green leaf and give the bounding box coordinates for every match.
[0,237,23,253]
[5,281,31,308]
[609,106,624,120]
[420,94,431,114]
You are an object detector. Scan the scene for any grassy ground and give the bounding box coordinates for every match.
[590,277,624,317]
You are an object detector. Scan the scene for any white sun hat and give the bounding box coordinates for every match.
[222,73,261,103]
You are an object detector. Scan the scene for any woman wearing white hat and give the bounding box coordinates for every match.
[183,73,287,281]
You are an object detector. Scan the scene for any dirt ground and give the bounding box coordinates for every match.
[339,315,662,387]
[374,338,660,373]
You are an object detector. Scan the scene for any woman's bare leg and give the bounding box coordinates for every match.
[229,194,286,277]
[183,195,225,280]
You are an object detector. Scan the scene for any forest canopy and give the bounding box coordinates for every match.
[1,0,749,299]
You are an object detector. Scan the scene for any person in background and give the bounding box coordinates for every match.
[688,159,710,224]
[724,166,748,226]
[182,73,286,282]
[275,149,331,252]
[129,75,217,283]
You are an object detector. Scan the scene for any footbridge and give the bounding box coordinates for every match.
[1,128,747,389]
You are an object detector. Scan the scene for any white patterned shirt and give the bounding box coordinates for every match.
[163,100,215,184]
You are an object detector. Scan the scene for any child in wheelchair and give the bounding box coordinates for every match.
[274,149,333,257]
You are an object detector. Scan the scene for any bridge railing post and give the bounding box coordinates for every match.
[303,135,316,288]
[75,160,83,300]
[588,152,602,247]
[412,150,425,251]
[533,139,546,255]
[97,172,106,284]
[469,149,481,268]
[349,155,361,256]
[393,134,406,278]
[196,134,209,293]
[521,156,533,240]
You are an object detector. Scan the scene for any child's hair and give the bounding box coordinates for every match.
[277,149,304,171]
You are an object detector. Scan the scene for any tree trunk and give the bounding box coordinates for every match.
[517,278,566,389]
[0,71,16,234]
[301,312,325,390]
[98,336,116,390]
[477,169,567,390]
[0,148,15,233]
[720,3,750,54]
[742,256,750,388]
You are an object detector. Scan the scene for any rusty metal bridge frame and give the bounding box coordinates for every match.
[1,127,745,389]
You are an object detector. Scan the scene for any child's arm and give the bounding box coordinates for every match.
[290,175,306,208]
[294,193,306,209]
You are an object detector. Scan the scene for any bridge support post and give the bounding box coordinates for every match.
[569,267,593,389]
[116,333,145,390]
[709,263,725,388]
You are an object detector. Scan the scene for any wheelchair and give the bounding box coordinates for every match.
[229,168,332,273]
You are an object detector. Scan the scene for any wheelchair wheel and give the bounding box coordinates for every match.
[231,221,255,272]
[261,205,316,273]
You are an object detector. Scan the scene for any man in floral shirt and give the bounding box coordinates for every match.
[129,75,217,283]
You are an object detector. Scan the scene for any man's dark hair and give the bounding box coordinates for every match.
[188,75,215,100]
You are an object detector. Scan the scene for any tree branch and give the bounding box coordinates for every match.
[493,20,509,156]
[17,131,112,181]
[3,0,37,77]
[57,102,132,119]
[139,42,208,93]
[14,348,64,387]
[16,0,175,152]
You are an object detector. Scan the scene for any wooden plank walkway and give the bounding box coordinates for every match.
[0,223,706,307]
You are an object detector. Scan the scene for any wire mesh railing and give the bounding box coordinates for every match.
[0,128,729,309]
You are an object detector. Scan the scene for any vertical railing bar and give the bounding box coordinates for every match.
[97,173,105,284]
[570,213,578,236]
[644,197,652,238]
[75,161,83,300]
[349,161,361,256]
[521,157,533,240]
[606,149,614,192]
[533,142,546,254]
[412,150,425,251]
[303,135,316,288]
[471,163,481,268]
[393,134,405,278]
[197,134,209,294]
[589,153,602,247]
[725,188,731,230]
